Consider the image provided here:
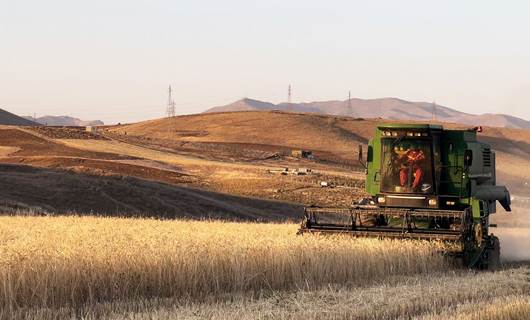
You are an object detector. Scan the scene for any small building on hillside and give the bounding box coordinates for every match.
[291,149,313,159]
[85,126,97,133]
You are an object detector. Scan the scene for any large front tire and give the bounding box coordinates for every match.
[485,235,501,271]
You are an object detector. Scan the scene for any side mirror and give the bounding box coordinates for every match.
[358,144,367,169]
[464,149,473,167]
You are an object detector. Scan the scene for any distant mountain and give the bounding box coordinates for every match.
[0,108,39,126]
[206,98,322,114]
[205,97,530,129]
[23,115,104,126]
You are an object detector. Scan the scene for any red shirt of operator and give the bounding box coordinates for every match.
[399,148,425,189]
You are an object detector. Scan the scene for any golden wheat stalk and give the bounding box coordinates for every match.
[0,216,447,312]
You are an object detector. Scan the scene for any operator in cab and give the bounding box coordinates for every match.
[389,142,430,193]
[397,143,426,190]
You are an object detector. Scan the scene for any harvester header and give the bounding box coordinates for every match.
[299,123,511,269]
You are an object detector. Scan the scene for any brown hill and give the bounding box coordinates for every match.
[205,97,530,129]
[0,125,303,219]
[112,111,374,163]
[112,111,530,194]
[0,108,39,126]
[3,111,530,219]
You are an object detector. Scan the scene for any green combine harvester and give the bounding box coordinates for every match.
[299,124,511,269]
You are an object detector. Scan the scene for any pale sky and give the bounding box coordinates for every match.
[1,0,530,124]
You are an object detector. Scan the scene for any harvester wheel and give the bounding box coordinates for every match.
[474,223,483,247]
[486,235,501,271]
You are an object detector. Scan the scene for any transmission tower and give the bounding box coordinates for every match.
[432,100,437,121]
[166,85,175,118]
[288,84,292,104]
[165,85,177,137]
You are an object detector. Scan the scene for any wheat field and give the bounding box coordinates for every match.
[0,215,452,319]
[2,215,529,320]
[90,270,530,320]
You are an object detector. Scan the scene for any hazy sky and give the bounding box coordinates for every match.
[1,0,530,124]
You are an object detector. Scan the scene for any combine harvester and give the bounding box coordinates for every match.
[299,124,511,269]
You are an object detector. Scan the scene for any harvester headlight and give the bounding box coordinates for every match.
[414,132,422,137]
[428,198,437,206]
[377,197,386,204]
[392,131,398,136]
[407,132,414,136]
[446,201,456,206]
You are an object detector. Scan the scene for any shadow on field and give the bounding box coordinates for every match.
[0,164,303,221]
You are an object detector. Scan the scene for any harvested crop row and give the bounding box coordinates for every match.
[0,216,448,314]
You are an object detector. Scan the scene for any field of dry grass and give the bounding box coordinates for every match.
[58,138,263,170]
[74,270,529,320]
[0,125,365,217]
[108,111,375,162]
[2,215,529,320]
[0,215,453,319]
[58,137,367,206]
[10,269,529,320]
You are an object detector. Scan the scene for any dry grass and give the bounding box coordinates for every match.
[106,269,529,320]
[452,296,530,320]
[419,293,530,320]
[199,167,364,207]
[0,216,449,319]
[6,266,529,320]
[0,146,20,157]
[105,111,530,181]
[59,139,266,170]
[108,111,376,161]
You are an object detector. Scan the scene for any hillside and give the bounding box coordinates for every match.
[0,125,302,219]
[111,111,376,162]
[0,108,39,126]
[0,163,301,219]
[205,97,530,129]
[111,111,530,195]
[3,110,530,219]
[24,115,104,126]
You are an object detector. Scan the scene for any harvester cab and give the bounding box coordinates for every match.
[299,124,511,269]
